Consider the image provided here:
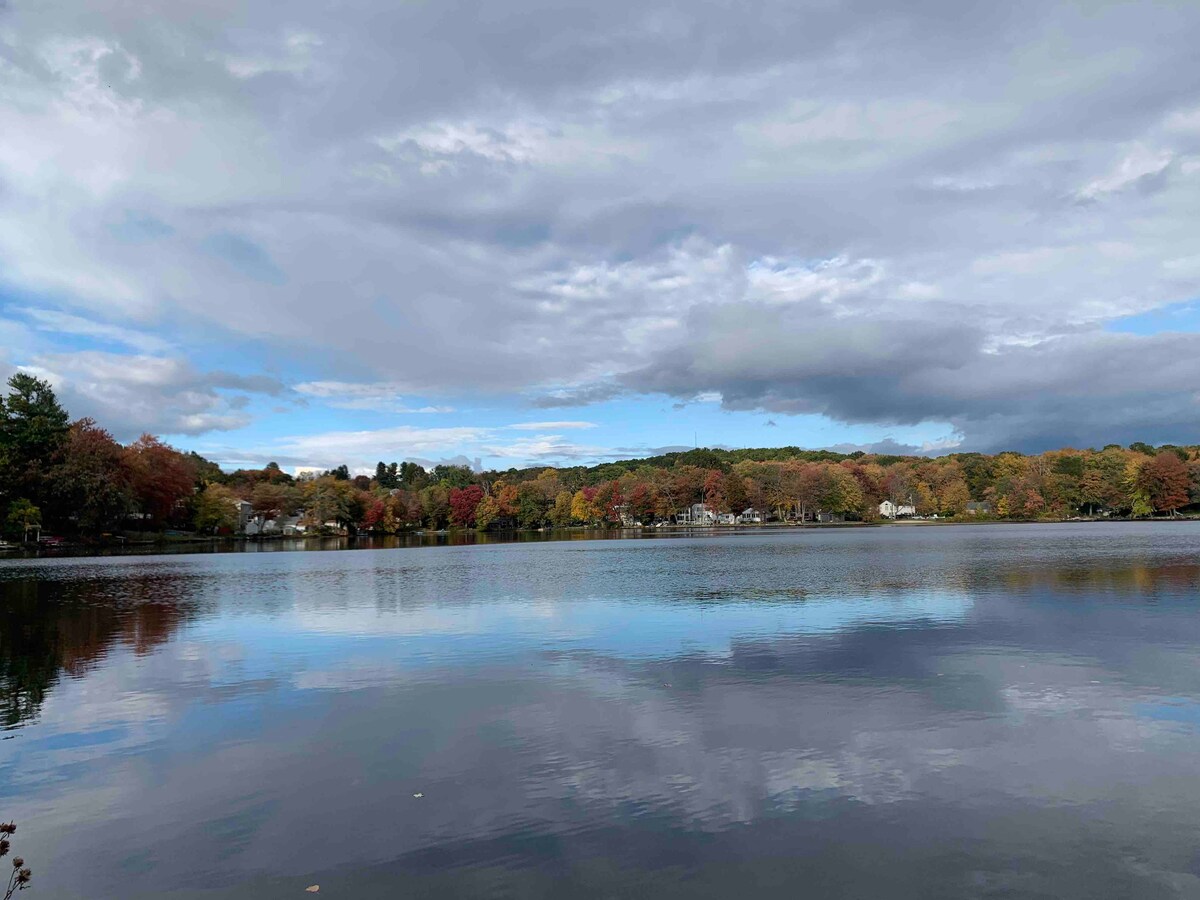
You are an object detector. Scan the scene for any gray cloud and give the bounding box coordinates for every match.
[824,438,942,457]
[1,1,1200,445]
[22,352,288,439]
[626,298,1200,451]
[530,384,627,409]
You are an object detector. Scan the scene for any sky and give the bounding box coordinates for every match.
[2,0,1200,473]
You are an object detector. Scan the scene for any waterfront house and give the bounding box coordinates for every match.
[879,500,916,519]
[278,514,306,535]
[677,503,717,525]
[964,501,992,516]
[613,504,642,527]
[739,507,763,524]
[228,498,254,532]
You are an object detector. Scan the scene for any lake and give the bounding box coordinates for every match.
[3,522,1200,898]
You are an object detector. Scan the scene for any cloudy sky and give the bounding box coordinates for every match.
[2,0,1200,472]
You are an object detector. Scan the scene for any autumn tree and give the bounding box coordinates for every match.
[193,484,239,533]
[819,465,864,515]
[449,484,484,527]
[571,487,599,523]
[593,481,623,523]
[672,466,707,509]
[783,462,824,521]
[533,469,562,501]
[1123,456,1154,518]
[4,499,40,542]
[493,483,519,523]
[302,476,355,530]
[1139,452,1191,516]
[649,468,682,519]
[53,418,133,532]
[1079,448,1128,514]
[548,491,574,527]
[125,434,196,527]
[251,482,299,527]
[721,473,748,515]
[419,484,451,528]
[626,482,655,523]
[938,479,971,516]
[474,494,501,530]
[699,470,723,513]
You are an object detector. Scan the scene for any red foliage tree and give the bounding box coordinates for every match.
[449,484,484,527]
[125,434,196,526]
[593,481,623,522]
[494,483,520,519]
[54,418,134,531]
[363,499,387,530]
[1140,452,1192,515]
[627,483,655,522]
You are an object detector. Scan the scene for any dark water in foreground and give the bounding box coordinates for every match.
[3,523,1200,898]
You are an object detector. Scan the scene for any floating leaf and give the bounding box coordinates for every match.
[306,885,320,893]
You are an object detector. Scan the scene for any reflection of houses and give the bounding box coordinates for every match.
[879,500,916,519]
[676,503,717,525]
[739,507,763,524]
[964,501,992,516]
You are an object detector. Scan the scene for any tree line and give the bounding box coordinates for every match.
[2,374,1198,541]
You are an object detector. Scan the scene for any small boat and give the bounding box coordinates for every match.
[0,540,15,551]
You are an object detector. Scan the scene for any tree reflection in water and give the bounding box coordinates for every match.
[0,573,198,728]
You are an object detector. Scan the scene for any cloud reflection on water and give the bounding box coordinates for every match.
[4,525,1200,898]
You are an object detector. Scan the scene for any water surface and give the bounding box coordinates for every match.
[3,523,1200,898]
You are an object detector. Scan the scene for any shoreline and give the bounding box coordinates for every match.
[3,515,1198,560]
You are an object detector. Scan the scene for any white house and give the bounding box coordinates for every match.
[879,500,916,519]
[278,514,306,535]
[677,503,717,525]
[739,508,763,524]
[228,498,254,532]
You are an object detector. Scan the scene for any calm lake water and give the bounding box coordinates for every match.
[4,523,1200,898]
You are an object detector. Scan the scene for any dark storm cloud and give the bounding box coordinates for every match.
[627,307,1200,451]
[2,0,1200,444]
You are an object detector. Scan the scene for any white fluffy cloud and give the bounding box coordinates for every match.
[506,421,597,431]
[196,423,622,472]
[20,351,287,437]
[293,381,455,413]
[2,0,1200,449]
